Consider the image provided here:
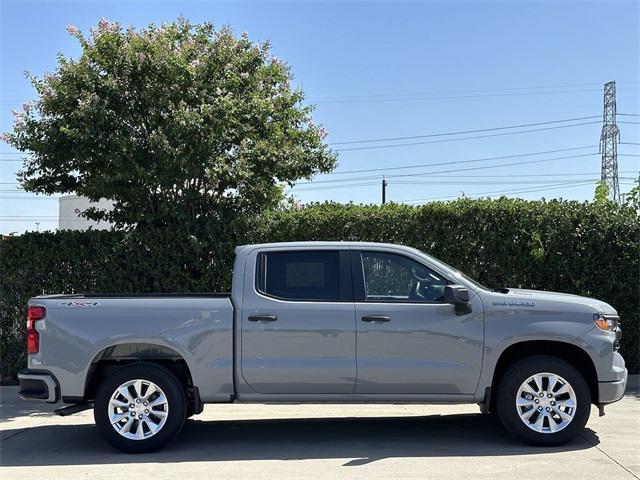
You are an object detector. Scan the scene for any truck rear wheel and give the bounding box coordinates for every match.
[94,363,187,453]
[495,355,591,446]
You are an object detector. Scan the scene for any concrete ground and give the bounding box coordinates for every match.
[1,383,639,480]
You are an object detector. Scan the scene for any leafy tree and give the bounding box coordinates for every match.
[593,180,609,204]
[623,184,640,213]
[2,18,335,229]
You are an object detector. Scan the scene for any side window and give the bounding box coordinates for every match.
[257,251,341,301]
[361,251,449,302]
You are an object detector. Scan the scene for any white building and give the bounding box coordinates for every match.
[58,195,114,231]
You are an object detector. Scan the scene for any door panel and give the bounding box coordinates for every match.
[355,300,484,394]
[353,250,484,394]
[241,249,356,394]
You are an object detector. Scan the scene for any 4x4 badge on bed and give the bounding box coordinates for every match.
[58,301,101,308]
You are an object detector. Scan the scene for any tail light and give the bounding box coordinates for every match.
[27,306,46,354]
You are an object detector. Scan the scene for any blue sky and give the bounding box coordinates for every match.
[1,0,639,234]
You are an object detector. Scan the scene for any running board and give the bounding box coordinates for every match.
[55,402,93,416]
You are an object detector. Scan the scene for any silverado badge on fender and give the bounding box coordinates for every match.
[493,300,536,307]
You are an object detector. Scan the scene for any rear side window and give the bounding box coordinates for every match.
[256,251,342,301]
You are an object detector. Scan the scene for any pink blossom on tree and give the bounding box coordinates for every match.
[97,17,119,33]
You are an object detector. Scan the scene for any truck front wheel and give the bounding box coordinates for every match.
[94,363,187,453]
[495,355,591,446]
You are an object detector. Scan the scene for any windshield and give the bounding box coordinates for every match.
[416,249,490,291]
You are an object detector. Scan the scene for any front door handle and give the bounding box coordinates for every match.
[248,315,278,322]
[361,315,391,322]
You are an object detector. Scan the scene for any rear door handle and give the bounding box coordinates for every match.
[361,315,391,322]
[248,315,278,322]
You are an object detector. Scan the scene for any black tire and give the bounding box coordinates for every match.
[94,363,187,453]
[496,355,591,446]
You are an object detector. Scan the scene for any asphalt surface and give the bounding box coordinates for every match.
[1,383,639,479]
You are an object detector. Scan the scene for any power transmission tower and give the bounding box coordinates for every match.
[599,81,621,203]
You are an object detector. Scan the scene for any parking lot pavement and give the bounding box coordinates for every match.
[1,386,639,480]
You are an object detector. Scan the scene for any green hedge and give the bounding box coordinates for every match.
[1,198,638,381]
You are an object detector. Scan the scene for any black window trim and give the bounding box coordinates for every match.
[254,249,353,303]
[352,249,453,304]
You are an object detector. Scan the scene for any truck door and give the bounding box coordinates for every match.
[240,248,356,394]
[352,249,484,394]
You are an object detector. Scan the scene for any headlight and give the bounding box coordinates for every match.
[593,314,619,332]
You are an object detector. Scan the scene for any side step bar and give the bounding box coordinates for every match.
[55,402,93,416]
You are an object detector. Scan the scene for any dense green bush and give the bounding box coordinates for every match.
[1,198,638,381]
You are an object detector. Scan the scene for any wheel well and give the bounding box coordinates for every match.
[82,343,198,410]
[488,341,598,411]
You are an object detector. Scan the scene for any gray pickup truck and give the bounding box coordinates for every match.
[19,241,627,452]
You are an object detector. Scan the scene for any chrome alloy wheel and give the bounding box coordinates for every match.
[515,372,577,434]
[108,379,169,440]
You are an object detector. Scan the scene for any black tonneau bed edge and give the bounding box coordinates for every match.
[34,293,231,299]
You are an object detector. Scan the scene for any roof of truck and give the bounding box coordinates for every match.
[235,241,419,253]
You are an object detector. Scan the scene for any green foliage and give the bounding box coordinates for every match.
[1,198,638,381]
[624,184,640,212]
[594,180,610,204]
[3,18,335,229]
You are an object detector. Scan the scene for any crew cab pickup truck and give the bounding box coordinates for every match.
[19,242,627,452]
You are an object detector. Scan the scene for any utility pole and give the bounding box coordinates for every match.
[600,81,621,204]
[381,176,387,204]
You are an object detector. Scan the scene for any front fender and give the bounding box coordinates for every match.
[474,299,608,400]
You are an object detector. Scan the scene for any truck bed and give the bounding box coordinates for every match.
[28,294,235,403]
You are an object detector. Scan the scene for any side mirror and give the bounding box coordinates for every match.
[444,285,472,315]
